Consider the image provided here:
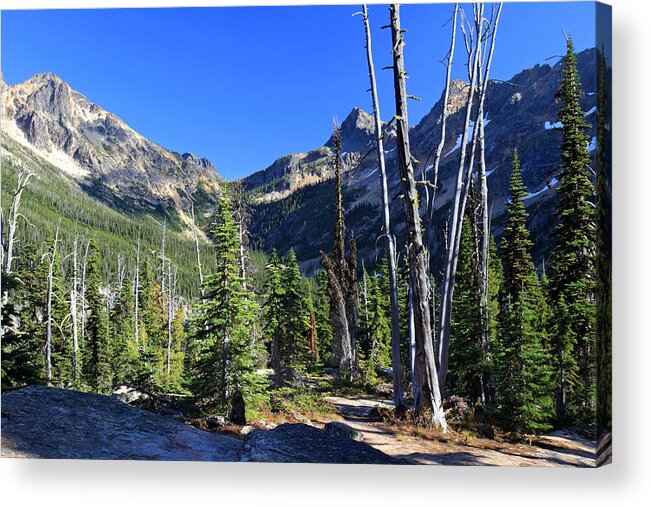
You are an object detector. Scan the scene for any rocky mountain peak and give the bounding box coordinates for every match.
[326,106,376,153]
[1,73,222,222]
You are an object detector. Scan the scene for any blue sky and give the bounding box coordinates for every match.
[1,2,600,179]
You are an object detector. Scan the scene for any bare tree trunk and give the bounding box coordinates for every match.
[44,222,61,383]
[70,234,79,384]
[80,239,90,345]
[309,311,318,360]
[4,167,35,275]
[134,234,140,345]
[390,4,446,429]
[476,3,502,405]
[232,180,250,290]
[437,3,483,390]
[407,276,420,403]
[322,254,354,378]
[190,202,205,301]
[359,4,405,408]
[160,222,166,295]
[166,259,173,375]
[424,4,458,253]
[323,123,356,380]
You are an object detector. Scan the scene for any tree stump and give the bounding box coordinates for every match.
[230,390,246,426]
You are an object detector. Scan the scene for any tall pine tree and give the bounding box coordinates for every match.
[82,239,112,393]
[495,150,554,436]
[549,37,596,423]
[188,197,263,414]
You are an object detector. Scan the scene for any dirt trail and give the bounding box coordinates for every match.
[321,395,595,467]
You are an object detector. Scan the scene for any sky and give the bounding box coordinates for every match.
[1,2,603,179]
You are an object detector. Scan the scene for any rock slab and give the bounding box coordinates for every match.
[1,386,242,461]
[243,423,401,464]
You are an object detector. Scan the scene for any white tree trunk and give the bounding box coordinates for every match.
[134,234,140,345]
[476,3,502,405]
[190,203,205,301]
[360,4,405,409]
[166,259,173,375]
[436,3,484,390]
[4,168,35,275]
[44,222,60,383]
[70,235,79,383]
[80,239,90,344]
[408,277,420,403]
[424,3,458,252]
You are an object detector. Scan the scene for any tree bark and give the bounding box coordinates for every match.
[390,4,446,429]
[408,276,420,403]
[360,4,406,409]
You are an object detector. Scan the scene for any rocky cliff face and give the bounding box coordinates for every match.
[245,48,602,270]
[1,73,221,221]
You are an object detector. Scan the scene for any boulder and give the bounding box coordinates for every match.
[325,421,364,442]
[243,423,400,464]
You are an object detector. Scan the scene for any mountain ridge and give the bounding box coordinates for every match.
[1,72,222,227]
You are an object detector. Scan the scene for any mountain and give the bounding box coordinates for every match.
[244,48,603,271]
[1,49,603,275]
[1,72,222,226]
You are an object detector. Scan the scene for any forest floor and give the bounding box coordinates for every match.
[312,393,596,467]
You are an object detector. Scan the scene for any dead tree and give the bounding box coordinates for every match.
[321,255,354,377]
[134,233,141,345]
[424,3,459,255]
[70,234,80,383]
[166,258,173,375]
[436,3,484,390]
[43,222,61,383]
[4,166,35,275]
[358,4,405,408]
[80,238,90,344]
[475,3,502,404]
[389,4,446,429]
[232,180,250,288]
[321,123,357,381]
[190,202,205,301]
[160,221,166,295]
[407,276,420,403]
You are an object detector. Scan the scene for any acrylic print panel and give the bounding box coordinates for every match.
[0,1,611,467]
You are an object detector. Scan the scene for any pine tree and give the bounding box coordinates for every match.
[321,122,357,380]
[449,213,483,402]
[549,37,596,422]
[137,255,167,385]
[495,150,554,436]
[282,249,311,381]
[50,254,73,386]
[82,239,112,393]
[1,271,42,388]
[595,47,611,436]
[314,269,333,368]
[109,280,139,385]
[188,198,264,414]
[263,249,285,384]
